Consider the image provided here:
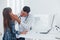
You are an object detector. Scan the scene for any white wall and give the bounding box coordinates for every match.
[24,0,60,28]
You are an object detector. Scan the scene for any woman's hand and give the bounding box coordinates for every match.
[10,13,21,24]
[20,31,28,34]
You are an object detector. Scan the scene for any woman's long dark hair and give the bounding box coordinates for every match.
[3,7,12,31]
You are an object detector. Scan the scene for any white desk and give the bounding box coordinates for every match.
[16,30,57,40]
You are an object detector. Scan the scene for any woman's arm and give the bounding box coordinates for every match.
[10,13,21,24]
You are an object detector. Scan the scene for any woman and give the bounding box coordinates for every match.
[3,7,21,40]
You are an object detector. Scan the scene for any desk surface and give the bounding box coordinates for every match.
[16,30,60,40]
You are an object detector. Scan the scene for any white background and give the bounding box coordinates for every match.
[0,0,60,40]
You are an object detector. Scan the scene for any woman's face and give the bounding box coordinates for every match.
[20,11,28,17]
